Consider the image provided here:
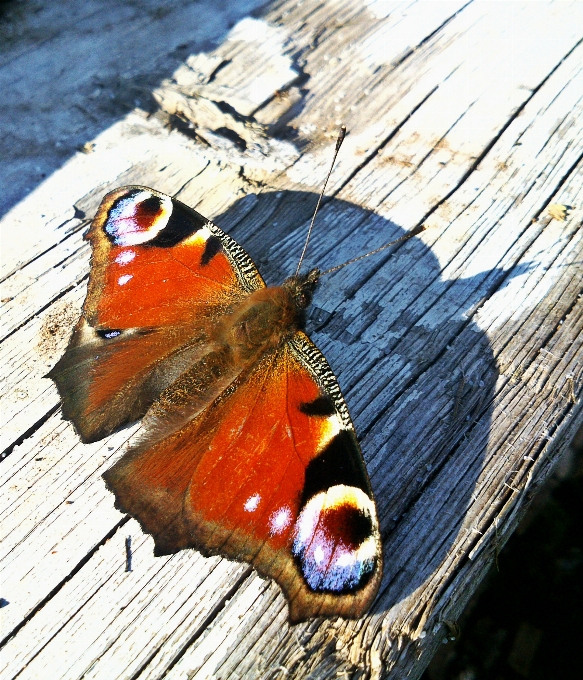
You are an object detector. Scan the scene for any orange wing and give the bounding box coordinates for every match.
[103,331,382,622]
[48,186,264,442]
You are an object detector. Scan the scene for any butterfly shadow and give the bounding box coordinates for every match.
[208,187,532,617]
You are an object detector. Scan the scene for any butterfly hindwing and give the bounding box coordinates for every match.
[48,186,264,442]
[103,330,382,622]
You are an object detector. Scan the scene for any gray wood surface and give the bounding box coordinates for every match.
[1,1,582,678]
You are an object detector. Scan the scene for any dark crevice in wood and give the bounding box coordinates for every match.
[354,286,487,438]
[2,435,130,543]
[10,538,134,680]
[377,391,496,552]
[313,161,571,393]
[46,242,88,273]
[320,134,579,354]
[551,279,583,332]
[248,70,309,121]
[327,86,441,207]
[171,161,212,200]
[67,550,231,680]
[469,362,583,556]
[375,279,579,502]
[0,419,66,486]
[386,412,581,642]
[279,18,580,282]
[486,231,582,389]
[0,516,130,654]
[0,403,60,461]
[212,596,286,679]
[368,0,475,76]
[99,616,159,678]
[163,112,203,143]
[517,273,581,376]
[535,112,573,158]
[453,411,581,579]
[204,59,232,85]
[128,566,254,680]
[490,259,581,371]
[213,125,248,151]
[293,86,449,324]
[260,86,440,237]
[1,273,87,344]
[375,97,472,210]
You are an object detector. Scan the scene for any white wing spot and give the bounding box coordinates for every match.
[117,274,133,286]
[115,249,136,265]
[244,494,261,512]
[269,506,292,535]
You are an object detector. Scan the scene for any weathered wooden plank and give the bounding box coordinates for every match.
[1,1,582,679]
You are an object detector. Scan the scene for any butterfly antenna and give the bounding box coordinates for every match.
[320,223,426,276]
[295,125,347,276]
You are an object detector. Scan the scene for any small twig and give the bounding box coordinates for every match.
[125,536,132,572]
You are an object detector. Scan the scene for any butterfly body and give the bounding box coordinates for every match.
[49,186,382,622]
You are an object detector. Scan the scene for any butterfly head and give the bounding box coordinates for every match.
[282,269,321,310]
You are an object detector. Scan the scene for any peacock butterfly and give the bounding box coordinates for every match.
[48,167,383,624]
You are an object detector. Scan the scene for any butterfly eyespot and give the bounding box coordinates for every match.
[293,485,378,594]
[105,191,172,246]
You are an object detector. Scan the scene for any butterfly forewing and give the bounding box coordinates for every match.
[48,187,263,442]
[83,186,264,328]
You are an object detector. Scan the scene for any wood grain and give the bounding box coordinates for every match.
[1,1,582,678]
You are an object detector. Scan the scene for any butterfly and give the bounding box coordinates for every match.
[48,181,383,623]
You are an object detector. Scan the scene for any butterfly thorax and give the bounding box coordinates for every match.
[222,269,320,362]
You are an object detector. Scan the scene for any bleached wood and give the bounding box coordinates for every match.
[1,1,582,679]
